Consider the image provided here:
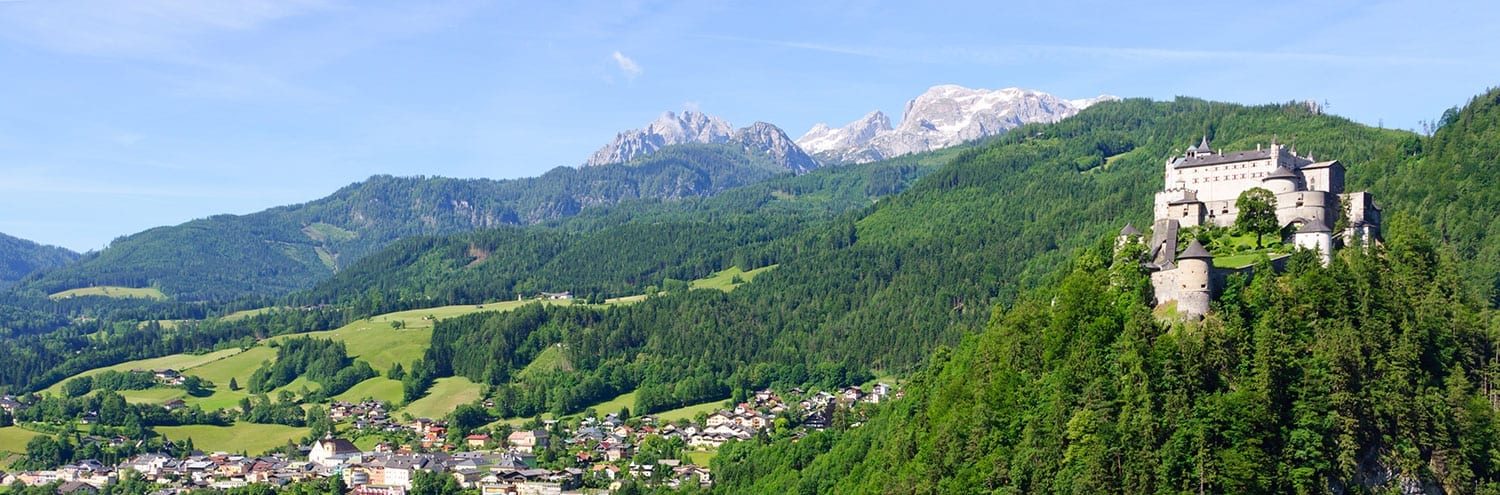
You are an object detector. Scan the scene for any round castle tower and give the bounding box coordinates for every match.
[1293,218,1334,266]
[1174,239,1214,317]
[1261,166,1300,195]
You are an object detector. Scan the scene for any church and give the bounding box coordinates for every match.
[1121,136,1382,317]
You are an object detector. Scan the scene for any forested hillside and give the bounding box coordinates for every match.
[289,147,946,309]
[0,232,79,288]
[17,143,801,301]
[718,217,1500,494]
[711,88,1500,495]
[1355,87,1500,304]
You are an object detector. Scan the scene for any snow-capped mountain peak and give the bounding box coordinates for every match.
[584,110,734,167]
[797,85,1118,164]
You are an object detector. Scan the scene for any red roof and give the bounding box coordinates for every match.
[465,434,489,440]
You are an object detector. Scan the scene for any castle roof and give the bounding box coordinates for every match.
[1177,240,1213,260]
[1172,147,1275,169]
[1301,160,1342,170]
[1190,136,1211,153]
[1296,218,1332,233]
[1119,223,1142,236]
[1263,166,1298,181]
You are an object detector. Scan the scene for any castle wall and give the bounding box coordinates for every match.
[1172,159,1281,204]
[1154,258,1213,317]
[1275,191,1336,227]
[1301,162,1344,193]
[1341,191,1382,242]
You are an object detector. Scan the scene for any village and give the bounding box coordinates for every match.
[0,383,898,494]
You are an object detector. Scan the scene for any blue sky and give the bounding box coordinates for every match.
[0,0,1495,252]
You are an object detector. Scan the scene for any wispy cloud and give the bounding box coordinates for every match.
[612,50,642,80]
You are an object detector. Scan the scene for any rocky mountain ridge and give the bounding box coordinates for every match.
[585,110,819,174]
[798,85,1118,164]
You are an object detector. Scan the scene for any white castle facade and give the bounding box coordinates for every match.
[1122,137,1382,317]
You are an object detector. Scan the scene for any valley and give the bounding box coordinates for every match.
[0,88,1497,494]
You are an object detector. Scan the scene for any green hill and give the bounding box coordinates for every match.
[19,143,810,302]
[0,232,79,288]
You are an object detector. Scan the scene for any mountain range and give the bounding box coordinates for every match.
[583,110,819,173]
[13,84,1097,301]
[797,85,1117,163]
[19,144,803,301]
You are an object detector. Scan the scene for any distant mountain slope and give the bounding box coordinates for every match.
[21,144,802,301]
[0,233,79,288]
[797,85,1116,164]
[585,110,822,172]
[289,147,956,309]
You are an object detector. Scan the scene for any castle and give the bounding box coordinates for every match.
[1120,136,1382,317]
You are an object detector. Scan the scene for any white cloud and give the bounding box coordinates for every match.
[612,50,642,80]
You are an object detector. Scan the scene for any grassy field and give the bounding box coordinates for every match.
[333,377,404,404]
[154,424,307,455]
[684,450,717,466]
[689,265,777,292]
[49,286,166,301]
[401,377,483,419]
[655,399,728,423]
[516,345,572,380]
[41,347,245,396]
[589,391,639,417]
[302,222,357,243]
[0,426,41,455]
[1215,252,1289,269]
[221,307,274,321]
[117,388,190,404]
[40,297,652,423]
[139,320,185,330]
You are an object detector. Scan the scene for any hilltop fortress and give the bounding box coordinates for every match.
[1120,137,1382,317]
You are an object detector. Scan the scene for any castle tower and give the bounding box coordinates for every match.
[1174,240,1215,317]
[1117,223,1143,250]
[1261,166,1300,195]
[1293,218,1334,266]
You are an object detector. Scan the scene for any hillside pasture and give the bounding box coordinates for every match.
[655,399,728,423]
[154,424,307,455]
[401,377,483,419]
[42,347,244,396]
[333,377,404,405]
[48,286,166,301]
[689,265,777,292]
[0,427,41,460]
[515,345,572,380]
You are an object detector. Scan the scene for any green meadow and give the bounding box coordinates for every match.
[154,424,308,455]
[48,286,166,301]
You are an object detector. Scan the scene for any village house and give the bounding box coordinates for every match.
[506,430,549,454]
